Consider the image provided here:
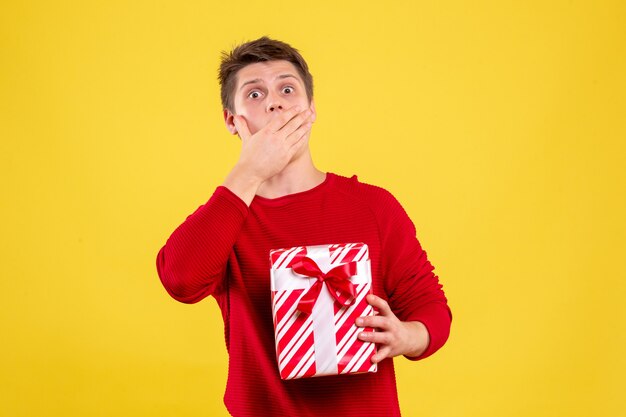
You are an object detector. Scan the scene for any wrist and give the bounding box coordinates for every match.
[404,321,430,358]
[232,162,264,185]
[222,164,263,206]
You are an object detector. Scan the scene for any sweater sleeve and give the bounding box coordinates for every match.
[156,186,249,304]
[375,189,452,361]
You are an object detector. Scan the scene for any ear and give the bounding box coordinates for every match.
[224,109,238,135]
[310,99,317,122]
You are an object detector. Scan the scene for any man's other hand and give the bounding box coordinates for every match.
[355,294,430,363]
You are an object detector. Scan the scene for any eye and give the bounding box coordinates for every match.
[282,86,294,94]
[248,90,262,99]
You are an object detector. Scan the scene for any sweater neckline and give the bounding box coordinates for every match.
[251,172,334,207]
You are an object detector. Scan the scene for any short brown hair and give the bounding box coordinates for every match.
[218,36,314,112]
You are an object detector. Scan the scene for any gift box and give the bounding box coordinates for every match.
[269,242,377,380]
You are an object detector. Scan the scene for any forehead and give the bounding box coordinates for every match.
[235,60,302,88]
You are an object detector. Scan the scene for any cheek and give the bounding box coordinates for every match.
[245,114,266,135]
[247,122,262,135]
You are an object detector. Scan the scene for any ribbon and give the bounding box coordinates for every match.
[291,256,357,315]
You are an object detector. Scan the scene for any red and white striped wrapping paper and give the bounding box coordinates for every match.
[269,242,377,380]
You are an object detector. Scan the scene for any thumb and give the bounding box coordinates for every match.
[233,115,251,141]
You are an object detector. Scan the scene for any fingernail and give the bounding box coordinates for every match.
[356,318,363,326]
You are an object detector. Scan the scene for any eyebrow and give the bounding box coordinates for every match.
[238,74,300,91]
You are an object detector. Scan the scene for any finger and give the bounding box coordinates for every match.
[358,330,391,345]
[285,118,312,148]
[355,315,389,330]
[276,109,313,138]
[371,346,392,364]
[284,129,309,163]
[267,106,302,133]
[366,294,393,316]
[233,115,251,141]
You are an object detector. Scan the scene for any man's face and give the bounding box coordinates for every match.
[224,60,315,136]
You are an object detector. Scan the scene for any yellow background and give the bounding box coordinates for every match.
[2,1,625,416]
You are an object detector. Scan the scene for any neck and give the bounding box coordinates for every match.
[256,150,326,199]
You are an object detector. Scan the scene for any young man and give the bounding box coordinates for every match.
[156,37,451,417]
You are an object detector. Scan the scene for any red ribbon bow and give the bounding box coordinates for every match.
[290,256,358,315]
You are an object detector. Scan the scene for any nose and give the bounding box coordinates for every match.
[266,92,285,113]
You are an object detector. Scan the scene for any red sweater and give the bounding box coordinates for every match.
[156,172,451,417]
